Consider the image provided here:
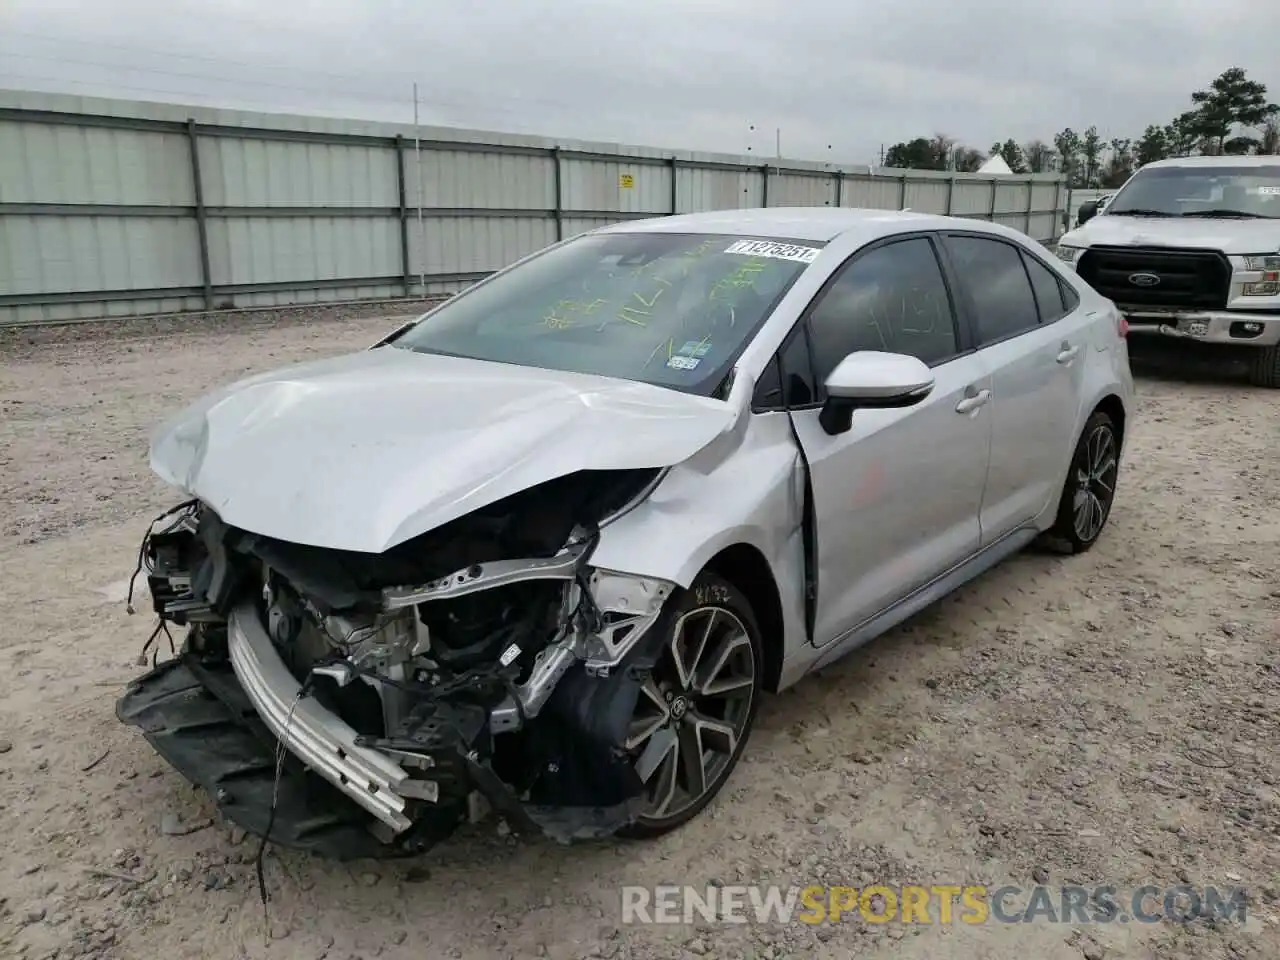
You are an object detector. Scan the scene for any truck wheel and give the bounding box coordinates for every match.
[1249,344,1280,388]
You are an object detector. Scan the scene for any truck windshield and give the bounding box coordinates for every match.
[390,231,821,395]
[1106,165,1280,219]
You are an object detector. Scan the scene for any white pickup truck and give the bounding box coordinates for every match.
[1056,155,1280,387]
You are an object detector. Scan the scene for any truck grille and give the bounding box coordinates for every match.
[1076,246,1230,310]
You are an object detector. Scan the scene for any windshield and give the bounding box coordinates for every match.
[1106,164,1280,218]
[390,231,821,394]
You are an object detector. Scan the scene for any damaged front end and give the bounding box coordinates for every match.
[116,469,676,859]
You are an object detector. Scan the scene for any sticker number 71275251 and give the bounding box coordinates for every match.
[723,240,822,263]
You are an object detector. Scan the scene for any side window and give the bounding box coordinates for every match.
[1022,251,1069,323]
[1060,278,1081,312]
[806,237,959,383]
[751,328,818,411]
[751,355,783,411]
[945,235,1039,345]
[779,329,816,407]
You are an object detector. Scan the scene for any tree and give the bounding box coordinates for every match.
[1081,126,1104,187]
[928,133,956,167]
[1101,138,1134,188]
[880,66,1279,187]
[1054,128,1082,184]
[884,138,928,168]
[989,139,1028,173]
[1164,112,1200,157]
[1262,117,1280,155]
[883,133,975,170]
[1223,135,1259,155]
[1133,125,1170,167]
[884,137,947,170]
[1023,140,1054,173]
[1185,66,1280,155]
[951,146,985,172]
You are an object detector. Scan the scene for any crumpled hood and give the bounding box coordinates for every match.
[150,346,738,553]
[1062,214,1280,255]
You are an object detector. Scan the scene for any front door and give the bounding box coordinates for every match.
[783,235,994,647]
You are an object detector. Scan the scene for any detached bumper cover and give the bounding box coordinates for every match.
[119,601,655,858]
[115,656,397,860]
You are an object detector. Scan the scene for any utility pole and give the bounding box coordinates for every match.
[412,83,425,294]
[747,123,783,160]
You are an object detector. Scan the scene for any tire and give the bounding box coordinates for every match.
[1047,410,1120,554]
[616,571,763,839]
[1249,344,1280,389]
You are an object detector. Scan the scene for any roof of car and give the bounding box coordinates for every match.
[1141,155,1280,170]
[594,207,1013,243]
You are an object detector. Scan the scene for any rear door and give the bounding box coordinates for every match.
[779,234,993,646]
[940,233,1088,544]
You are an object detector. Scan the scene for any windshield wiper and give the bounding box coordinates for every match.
[1105,208,1178,217]
[1178,209,1274,219]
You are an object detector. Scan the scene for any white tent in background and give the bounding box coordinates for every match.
[977,154,1013,175]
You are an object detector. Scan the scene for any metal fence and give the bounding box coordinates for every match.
[0,90,1069,326]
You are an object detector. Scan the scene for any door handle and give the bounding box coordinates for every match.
[1056,343,1080,364]
[954,388,991,414]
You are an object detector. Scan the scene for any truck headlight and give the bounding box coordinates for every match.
[1243,282,1280,297]
[1242,254,1280,296]
[1056,244,1083,264]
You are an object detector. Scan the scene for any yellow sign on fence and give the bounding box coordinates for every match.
[619,173,635,189]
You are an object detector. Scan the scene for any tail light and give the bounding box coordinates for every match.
[1110,304,1128,338]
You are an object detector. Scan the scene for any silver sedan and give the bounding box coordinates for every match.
[119,208,1134,858]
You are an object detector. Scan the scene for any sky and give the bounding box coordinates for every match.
[2,0,1277,165]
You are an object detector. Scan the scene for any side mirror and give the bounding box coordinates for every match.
[1077,200,1099,226]
[819,351,934,435]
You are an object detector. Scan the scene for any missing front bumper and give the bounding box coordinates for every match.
[117,607,653,858]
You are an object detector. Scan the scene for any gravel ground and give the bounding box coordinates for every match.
[1,309,1277,960]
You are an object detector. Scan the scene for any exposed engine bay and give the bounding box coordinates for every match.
[116,468,680,859]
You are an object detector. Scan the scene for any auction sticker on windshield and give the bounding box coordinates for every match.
[724,240,822,263]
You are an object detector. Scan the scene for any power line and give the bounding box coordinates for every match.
[0,52,561,121]
[1,51,405,100]
[2,72,775,161]
[1,72,412,115]
[0,38,650,118]
[4,29,399,84]
[0,34,873,160]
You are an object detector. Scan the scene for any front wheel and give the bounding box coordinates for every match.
[1249,344,1280,389]
[617,572,763,839]
[1047,410,1120,553]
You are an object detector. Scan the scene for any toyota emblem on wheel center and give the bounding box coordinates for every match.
[1128,272,1161,287]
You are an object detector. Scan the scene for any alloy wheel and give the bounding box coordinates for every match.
[625,606,757,823]
[1072,423,1118,542]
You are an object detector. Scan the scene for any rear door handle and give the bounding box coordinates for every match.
[1056,343,1080,364]
[955,388,991,414]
